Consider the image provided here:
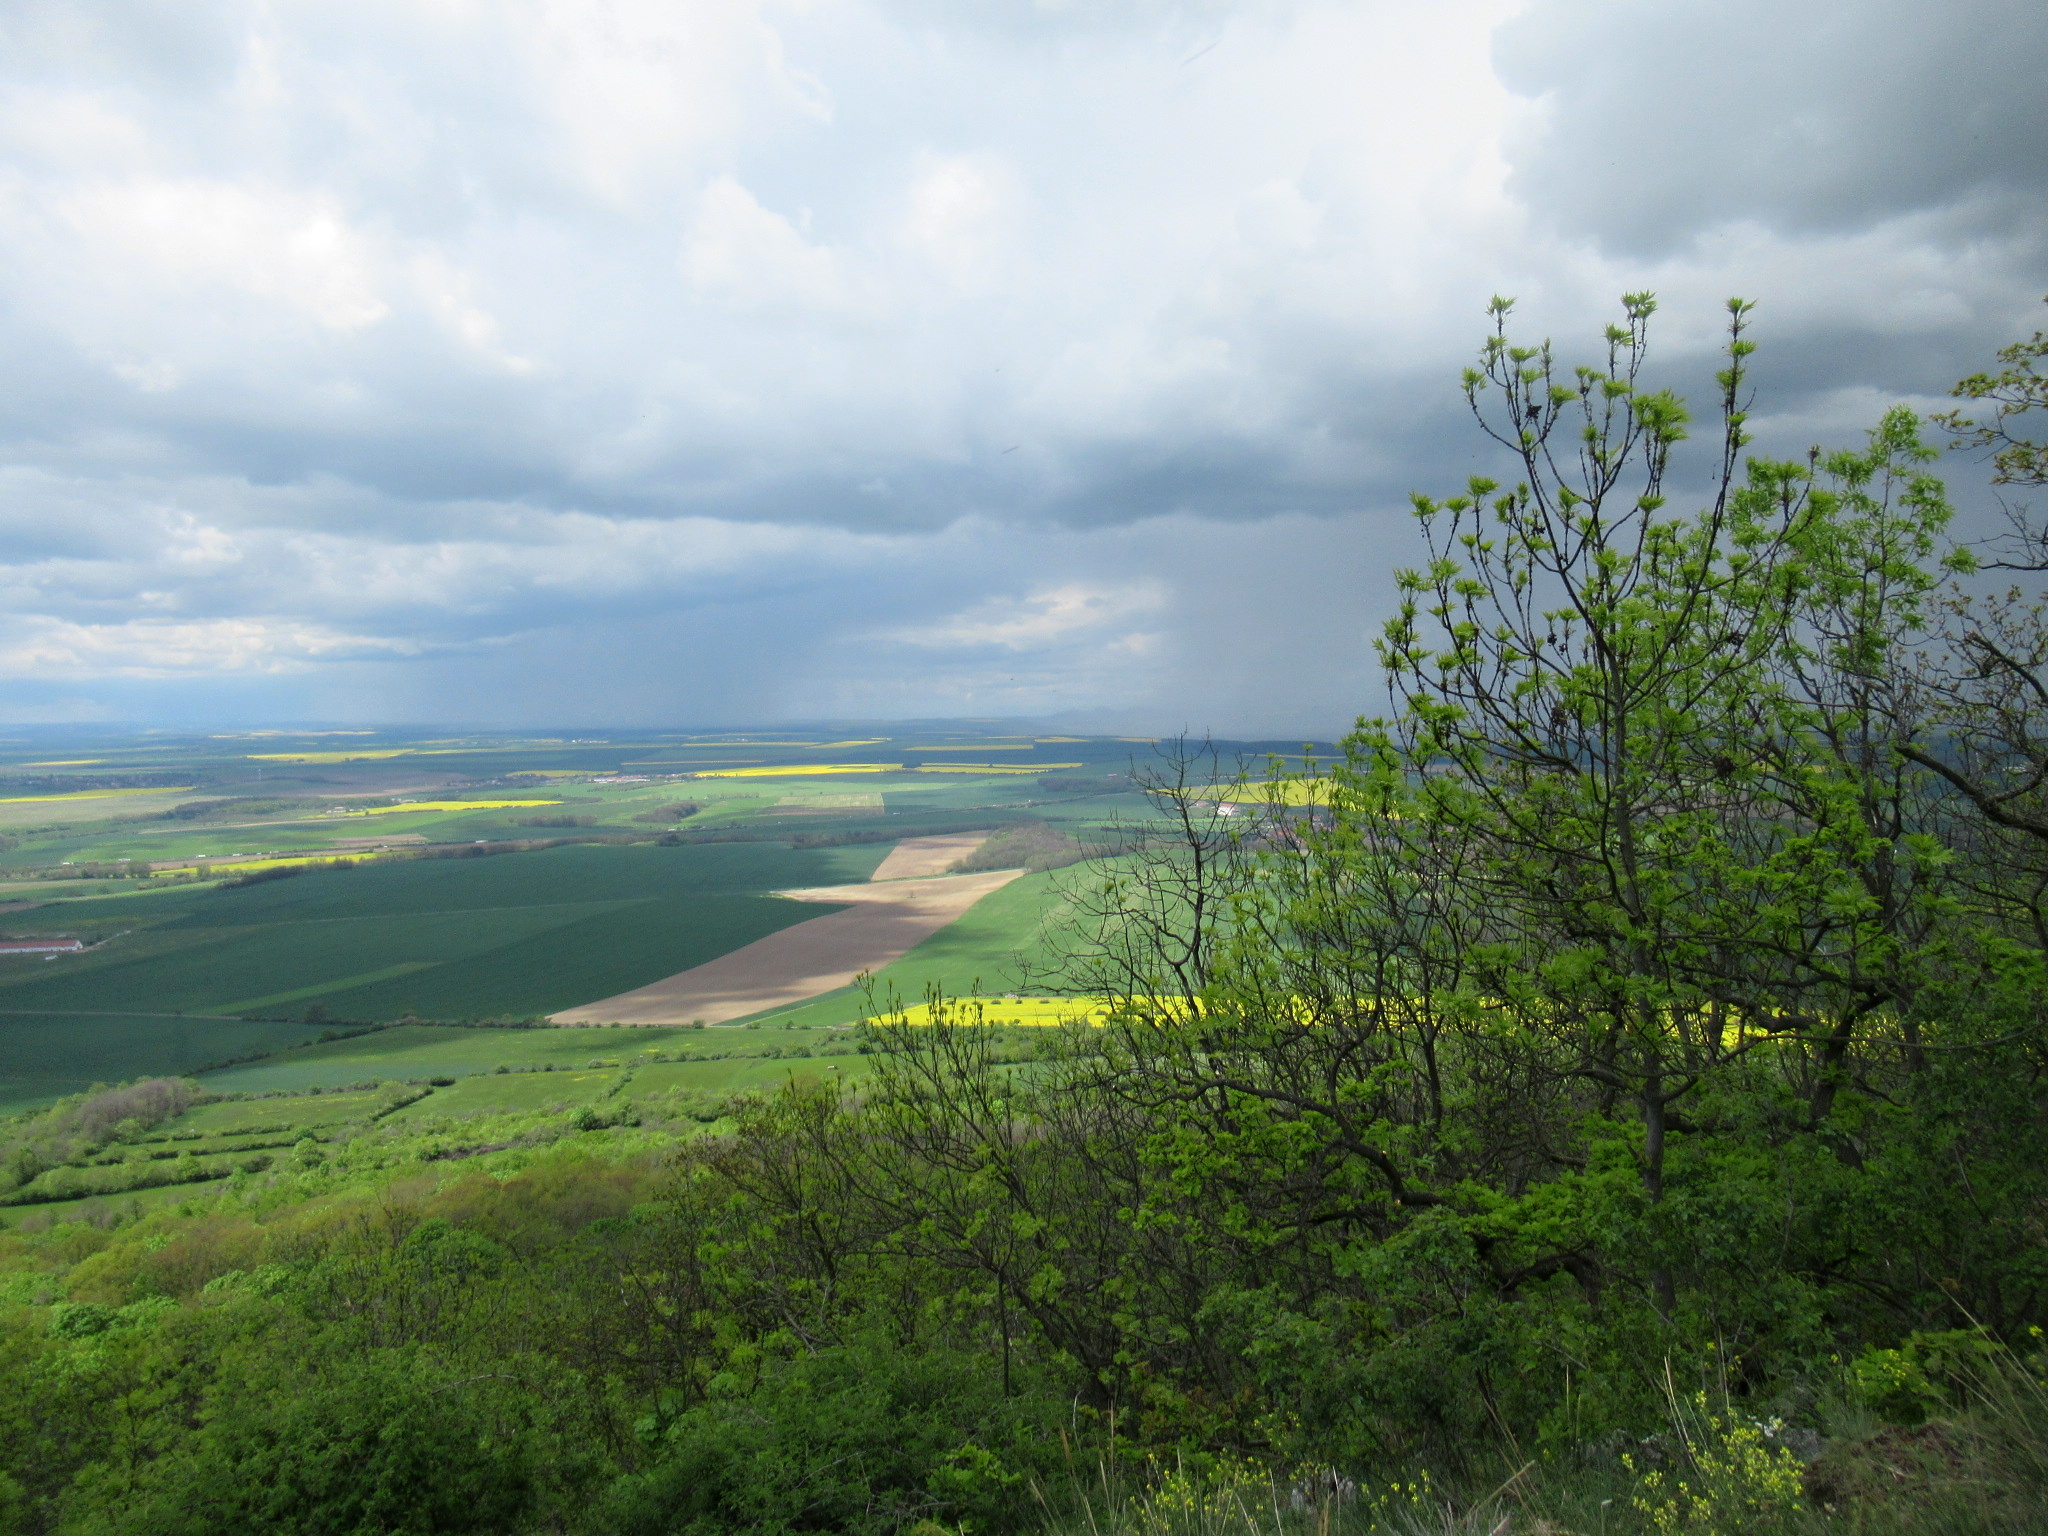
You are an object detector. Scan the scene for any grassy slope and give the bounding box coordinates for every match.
[0,1032,881,1224]
[192,1023,840,1093]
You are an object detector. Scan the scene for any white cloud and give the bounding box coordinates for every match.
[886,581,1165,651]
[56,178,390,331]
[899,153,1014,288]
[682,175,847,312]
[0,617,422,679]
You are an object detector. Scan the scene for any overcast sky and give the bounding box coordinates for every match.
[1,0,2043,734]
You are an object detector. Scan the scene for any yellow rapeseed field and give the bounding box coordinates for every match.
[873,997,1200,1027]
[334,799,562,816]
[167,851,387,876]
[1191,779,1331,806]
[694,764,904,777]
[875,997,1117,1026]
[874,995,1779,1048]
[0,787,197,804]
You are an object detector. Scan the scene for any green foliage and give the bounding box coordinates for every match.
[600,1335,1057,1536]
[1936,297,2048,490]
[66,1350,549,1536]
[951,820,1099,875]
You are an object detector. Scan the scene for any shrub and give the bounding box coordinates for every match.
[68,1351,544,1536]
[596,1335,1057,1536]
[951,820,1097,874]
[631,802,702,823]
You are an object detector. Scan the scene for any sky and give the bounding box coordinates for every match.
[0,0,2043,735]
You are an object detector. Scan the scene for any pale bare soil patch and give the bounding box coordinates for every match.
[549,868,1024,1025]
[869,832,993,881]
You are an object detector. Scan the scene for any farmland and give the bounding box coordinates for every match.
[0,842,890,1056]
[0,1012,329,1112]
[743,868,1084,1028]
[0,726,1322,1109]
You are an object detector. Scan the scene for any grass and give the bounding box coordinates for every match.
[0,1022,877,1230]
[191,1023,848,1093]
[0,790,218,829]
[0,1024,877,1232]
[369,1055,870,1119]
[0,1175,236,1230]
[173,1092,391,1134]
[626,1052,871,1095]
[375,1068,628,1117]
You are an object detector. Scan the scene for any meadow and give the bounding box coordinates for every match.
[189,1022,838,1093]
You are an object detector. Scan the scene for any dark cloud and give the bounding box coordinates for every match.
[1496,0,2048,254]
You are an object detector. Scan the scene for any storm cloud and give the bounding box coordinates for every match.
[0,0,2041,733]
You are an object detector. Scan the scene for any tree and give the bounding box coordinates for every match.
[1937,298,2048,500]
[1372,296,1901,1233]
[1893,298,2048,964]
[1065,295,1979,1337]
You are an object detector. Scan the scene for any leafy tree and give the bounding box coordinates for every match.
[1937,297,2048,504]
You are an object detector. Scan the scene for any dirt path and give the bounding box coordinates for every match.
[549,868,1024,1025]
[868,831,991,881]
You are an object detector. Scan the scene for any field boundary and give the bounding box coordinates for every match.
[215,961,442,1016]
[551,869,1024,1025]
[0,1007,243,1020]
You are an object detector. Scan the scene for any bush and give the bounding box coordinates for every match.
[158,797,303,822]
[951,820,1097,874]
[631,802,702,824]
[219,859,359,890]
[595,1335,1058,1536]
[69,1351,545,1536]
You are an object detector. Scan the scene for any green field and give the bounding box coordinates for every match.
[191,1022,855,1093]
[172,1090,392,1134]
[0,1012,328,1111]
[374,1051,869,1121]
[0,843,898,1104]
[0,843,882,1015]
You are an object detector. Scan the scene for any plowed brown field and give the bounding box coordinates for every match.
[868,831,991,881]
[548,866,1022,1025]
